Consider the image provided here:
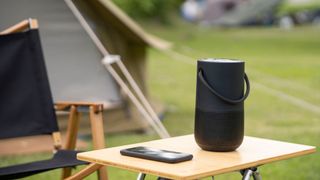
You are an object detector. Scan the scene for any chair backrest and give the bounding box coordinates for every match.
[0,28,58,139]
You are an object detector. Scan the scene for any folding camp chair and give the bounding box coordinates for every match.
[0,19,107,179]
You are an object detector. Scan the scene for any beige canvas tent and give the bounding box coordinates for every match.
[0,0,171,134]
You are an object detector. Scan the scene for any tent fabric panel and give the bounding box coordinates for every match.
[0,0,121,103]
[95,0,171,50]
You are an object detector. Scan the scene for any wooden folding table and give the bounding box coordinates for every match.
[69,134,316,180]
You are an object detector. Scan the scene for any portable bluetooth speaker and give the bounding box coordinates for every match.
[195,59,250,151]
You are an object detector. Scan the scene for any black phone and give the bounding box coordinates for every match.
[120,146,193,163]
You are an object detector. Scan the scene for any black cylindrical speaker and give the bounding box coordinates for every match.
[194,59,250,152]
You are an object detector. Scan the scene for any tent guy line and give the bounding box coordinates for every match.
[175,45,320,101]
[253,82,320,115]
[161,48,320,115]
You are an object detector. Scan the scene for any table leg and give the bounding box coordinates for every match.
[242,169,253,180]
[252,170,262,180]
[157,177,171,180]
[241,167,262,180]
[136,173,173,180]
[137,173,146,180]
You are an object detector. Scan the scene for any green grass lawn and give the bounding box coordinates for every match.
[1,23,319,179]
[145,23,320,179]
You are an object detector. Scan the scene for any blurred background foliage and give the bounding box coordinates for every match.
[112,0,320,25]
[278,0,320,16]
[111,0,183,24]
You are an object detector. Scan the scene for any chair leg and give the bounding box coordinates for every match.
[64,105,81,150]
[62,105,81,179]
[62,168,73,180]
[64,163,102,180]
[89,106,108,180]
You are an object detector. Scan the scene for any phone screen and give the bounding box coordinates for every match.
[120,146,193,163]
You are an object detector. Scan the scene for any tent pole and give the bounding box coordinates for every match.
[103,62,168,138]
[64,0,169,138]
[116,60,170,138]
[64,0,108,56]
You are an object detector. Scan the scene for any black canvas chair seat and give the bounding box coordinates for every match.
[0,150,88,179]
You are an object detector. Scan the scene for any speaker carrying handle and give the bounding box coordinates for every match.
[198,69,250,104]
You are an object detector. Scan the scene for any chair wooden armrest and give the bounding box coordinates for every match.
[55,101,104,113]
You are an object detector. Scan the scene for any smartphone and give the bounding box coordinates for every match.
[120,146,193,163]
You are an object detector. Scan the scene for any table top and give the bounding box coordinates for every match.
[77,135,316,180]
